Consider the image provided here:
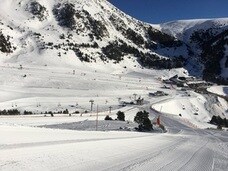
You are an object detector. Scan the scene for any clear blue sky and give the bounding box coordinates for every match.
[109,0,228,24]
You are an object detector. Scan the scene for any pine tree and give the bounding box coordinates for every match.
[134,110,153,131]
[116,111,125,121]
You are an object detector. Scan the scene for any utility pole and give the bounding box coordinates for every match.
[96,105,98,131]
[109,106,112,113]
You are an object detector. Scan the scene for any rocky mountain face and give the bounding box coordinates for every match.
[191,28,228,84]
[0,0,227,84]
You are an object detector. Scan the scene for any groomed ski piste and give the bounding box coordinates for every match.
[0,60,228,171]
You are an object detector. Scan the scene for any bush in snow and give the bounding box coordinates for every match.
[104,115,113,120]
[0,109,20,115]
[74,111,80,114]
[63,109,69,114]
[210,115,228,128]
[47,111,54,117]
[24,110,33,115]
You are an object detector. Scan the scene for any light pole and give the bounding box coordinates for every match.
[89,99,94,112]
[96,105,98,131]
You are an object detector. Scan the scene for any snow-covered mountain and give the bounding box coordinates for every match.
[160,18,228,83]
[0,0,227,84]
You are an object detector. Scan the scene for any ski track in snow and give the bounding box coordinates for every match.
[0,113,227,171]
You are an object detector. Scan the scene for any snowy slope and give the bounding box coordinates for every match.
[0,0,190,70]
[160,18,228,42]
[0,0,227,82]
[207,85,228,96]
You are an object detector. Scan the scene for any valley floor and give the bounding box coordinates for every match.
[0,64,227,170]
